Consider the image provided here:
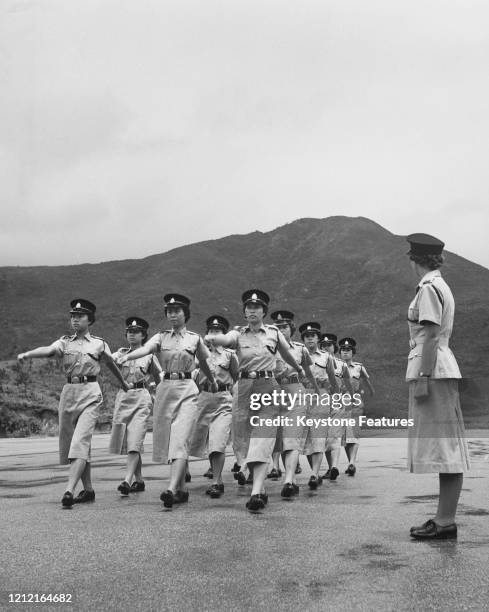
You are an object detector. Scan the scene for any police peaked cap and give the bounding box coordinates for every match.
[70,299,96,316]
[164,293,191,308]
[206,315,230,332]
[241,289,270,307]
[125,316,149,332]
[299,321,321,336]
[270,310,295,323]
[406,233,445,256]
[338,337,356,349]
[321,332,338,344]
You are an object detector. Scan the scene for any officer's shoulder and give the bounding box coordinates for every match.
[292,340,305,348]
[185,330,199,337]
[90,334,105,341]
[352,361,363,367]
[265,324,279,331]
[60,334,74,341]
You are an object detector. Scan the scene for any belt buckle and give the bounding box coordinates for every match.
[249,371,257,379]
[170,372,179,380]
[409,339,416,349]
[71,376,80,383]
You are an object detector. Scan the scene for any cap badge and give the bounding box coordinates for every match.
[277,314,283,320]
[252,293,257,300]
[170,297,175,303]
[213,319,218,324]
[307,325,311,330]
[132,320,137,326]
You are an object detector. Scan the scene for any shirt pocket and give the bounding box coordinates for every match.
[63,350,81,368]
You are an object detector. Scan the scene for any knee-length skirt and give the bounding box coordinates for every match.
[408,379,470,474]
[303,390,330,455]
[152,379,199,464]
[58,382,103,465]
[109,388,152,455]
[189,390,232,457]
[273,382,308,453]
[232,377,280,465]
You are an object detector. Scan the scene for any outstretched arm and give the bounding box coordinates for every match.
[18,346,57,362]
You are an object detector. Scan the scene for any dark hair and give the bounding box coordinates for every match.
[340,346,356,355]
[409,253,444,270]
[164,305,190,323]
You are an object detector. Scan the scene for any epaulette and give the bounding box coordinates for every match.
[91,334,105,341]
[420,280,444,305]
[352,361,363,367]
[186,330,198,336]
[223,348,235,354]
[266,324,279,331]
[63,334,74,340]
[292,340,305,347]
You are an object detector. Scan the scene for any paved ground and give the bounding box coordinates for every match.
[1,433,488,612]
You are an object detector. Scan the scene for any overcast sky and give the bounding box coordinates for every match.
[1,0,488,268]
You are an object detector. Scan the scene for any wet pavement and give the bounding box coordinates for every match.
[1,434,488,611]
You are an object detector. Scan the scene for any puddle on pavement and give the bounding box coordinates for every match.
[0,477,65,488]
[0,493,34,499]
[338,543,408,571]
[461,507,489,516]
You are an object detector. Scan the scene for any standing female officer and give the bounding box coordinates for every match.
[109,317,162,496]
[270,310,318,498]
[406,233,469,540]
[320,333,353,481]
[300,322,338,490]
[190,315,239,499]
[17,299,128,508]
[338,337,374,476]
[205,290,305,512]
[119,294,218,509]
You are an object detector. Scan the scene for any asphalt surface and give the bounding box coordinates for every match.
[1,434,488,612]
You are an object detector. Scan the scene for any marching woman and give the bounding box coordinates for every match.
[300,322,338,490]
[118,294,218,509]
[17,299,128,508]
[109,317,162,496]
[406,234,469,540]
[338,337,374,476]
[270,311,319,497]
[189,315,239,499]
[205,289,305,512]
[320,333,353,481]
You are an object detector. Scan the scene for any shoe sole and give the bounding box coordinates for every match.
[209,492,222,499]
[410,531,457,540]
[281,488,294,498]
[246,500,265,512]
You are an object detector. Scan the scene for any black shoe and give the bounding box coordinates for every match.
[281,483,295,498]
[258,492,268,505]
[185,472,192,483]
[308,476,319,490]
[292,483,300,495]
[329,467,339,481]
[117,481,131,497]
[267,468,279,480]
[174,490,189,504]
[246,474,253,485]
[130,480,145,492]
[203,468,213,478]
[317,476,323,486]
[246,495,265,512]
[206,483,224,498]
[410,520,457,540]
[160,489,174,508]
[322,469,331,480]
[345,464,356,476]
[73,489,95,504]
[410,519,433,534]
[231,462,241,473]
[61,491,74,508]
[236,471,247,486]
[295,464,302,474]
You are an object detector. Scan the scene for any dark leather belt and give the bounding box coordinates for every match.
[163,372,192,380]
[240,370,274,379]
[201,382,232,393]
[127,381,146,389]
[67,375,97,384]
[276,374,299,385]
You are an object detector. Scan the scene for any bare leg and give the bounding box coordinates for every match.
[309,452,323,477]
[250,462,268,496]
[345,443,359,464]
[282,450,299,484]
[325,450,333,469]
[435,473,463,525]
[168,458,188,493]
[272,451,280,470]
[124,451,140,484]
[210,451,225,485]
[67,458,88,493]
[134,454,143,482]
[80,461,93,491]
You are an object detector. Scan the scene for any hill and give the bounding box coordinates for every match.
[1,216,488,435]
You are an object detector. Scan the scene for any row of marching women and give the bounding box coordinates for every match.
[16,289,374,513]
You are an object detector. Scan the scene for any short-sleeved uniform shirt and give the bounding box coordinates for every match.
[346,362,368,392]
[406,269,461,381]
[196,346,238,386]
[51,331,109,377]
[275,340,311,378]
[306,348,334,387]
[227,324,282,371]
[332,356,350,390]
[145,328,210,373]
[112,348,161,384]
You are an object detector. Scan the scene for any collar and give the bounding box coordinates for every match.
[417,269,441,288]
[244,324,266,334]
[71,330,91,341]
[170,326,187,337]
